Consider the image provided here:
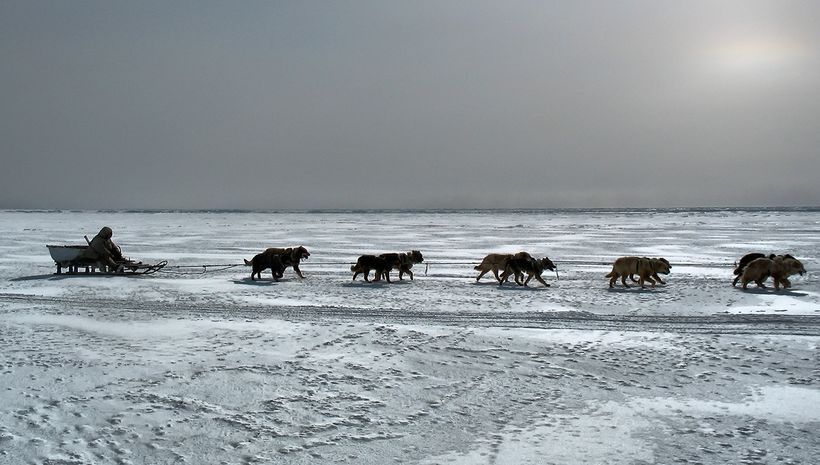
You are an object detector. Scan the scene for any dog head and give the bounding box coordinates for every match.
[538,257,556,271]
[293,246,310,261]
[408,250,424,264]
[652,258,671,275]
[777,255,805,277]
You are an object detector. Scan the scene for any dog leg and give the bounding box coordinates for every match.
[499,269,510,285]
[645,276,656,288]
[535,274,550,287]
[621,274,630,288]
[476,269,488,282]
[493,268,503,283]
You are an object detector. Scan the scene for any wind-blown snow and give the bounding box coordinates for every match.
[1,209,818,464]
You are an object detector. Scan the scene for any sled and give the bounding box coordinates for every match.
[46,245,167,275]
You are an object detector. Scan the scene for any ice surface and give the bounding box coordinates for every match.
[1,209,818,464]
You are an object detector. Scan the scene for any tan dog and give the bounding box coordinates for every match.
[630,257,671,284]
[607,256,671,289]
[246,246,310,279]
[740,255,805,290]
[379,250,424,281]
[731,253,769,286]
[474,252,533,283]
[500,256,557,287]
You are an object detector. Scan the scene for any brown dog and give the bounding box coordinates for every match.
[351,254,400,283]
[379,250,424,281]
[740,255,805,290]
[500,256,557,287]
[630,257,671,285]
[260,246,310,278]
[243,251,286,281]
[607,256,671,289]
[731,253,770,286]
[474,252,533,283]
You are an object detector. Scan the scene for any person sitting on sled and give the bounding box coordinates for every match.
[80,226,124,272]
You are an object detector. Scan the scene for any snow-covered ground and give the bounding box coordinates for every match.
[1,209,818,464]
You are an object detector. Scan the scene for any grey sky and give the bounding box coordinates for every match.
[2,1,818,209]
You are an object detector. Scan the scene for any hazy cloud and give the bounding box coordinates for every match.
[2,1,818,209]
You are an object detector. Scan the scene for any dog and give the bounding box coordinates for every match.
[500,256,556,287]
[243,251,286,281]
[629,257,671,285]
[351,254,400,282]
[260,246,310,278]
[607,256,671,289]
[740,255,805,290]
[731,253,772,286]
[379,250,424,281]
[474,252,533,283]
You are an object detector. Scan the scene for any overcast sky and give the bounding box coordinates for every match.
[2,1,818,210]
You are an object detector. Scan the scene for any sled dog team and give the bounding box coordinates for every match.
[243,246,806,290]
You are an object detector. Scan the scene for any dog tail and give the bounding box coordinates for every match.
[473,265,482,271]
[605,270,615,278]
[732,266,743,276]
[350,264,357,272]
[244,258,252,266]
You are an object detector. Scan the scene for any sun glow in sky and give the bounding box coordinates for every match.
[701,35,807,80]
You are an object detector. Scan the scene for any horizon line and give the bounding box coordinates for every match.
[3,206,820,214]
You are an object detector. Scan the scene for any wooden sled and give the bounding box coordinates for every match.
[46,245,167,275]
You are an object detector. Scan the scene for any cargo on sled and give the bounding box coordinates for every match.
[46,226,166,275]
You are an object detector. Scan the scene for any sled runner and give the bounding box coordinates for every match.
[46,245,167,275]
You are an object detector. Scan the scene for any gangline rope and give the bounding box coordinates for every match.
[154,259,735,276]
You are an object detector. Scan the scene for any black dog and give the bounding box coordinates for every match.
[244,251,286,281]
[351,254,399,282]
[500,256,556,287]
[379,250,424,281]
